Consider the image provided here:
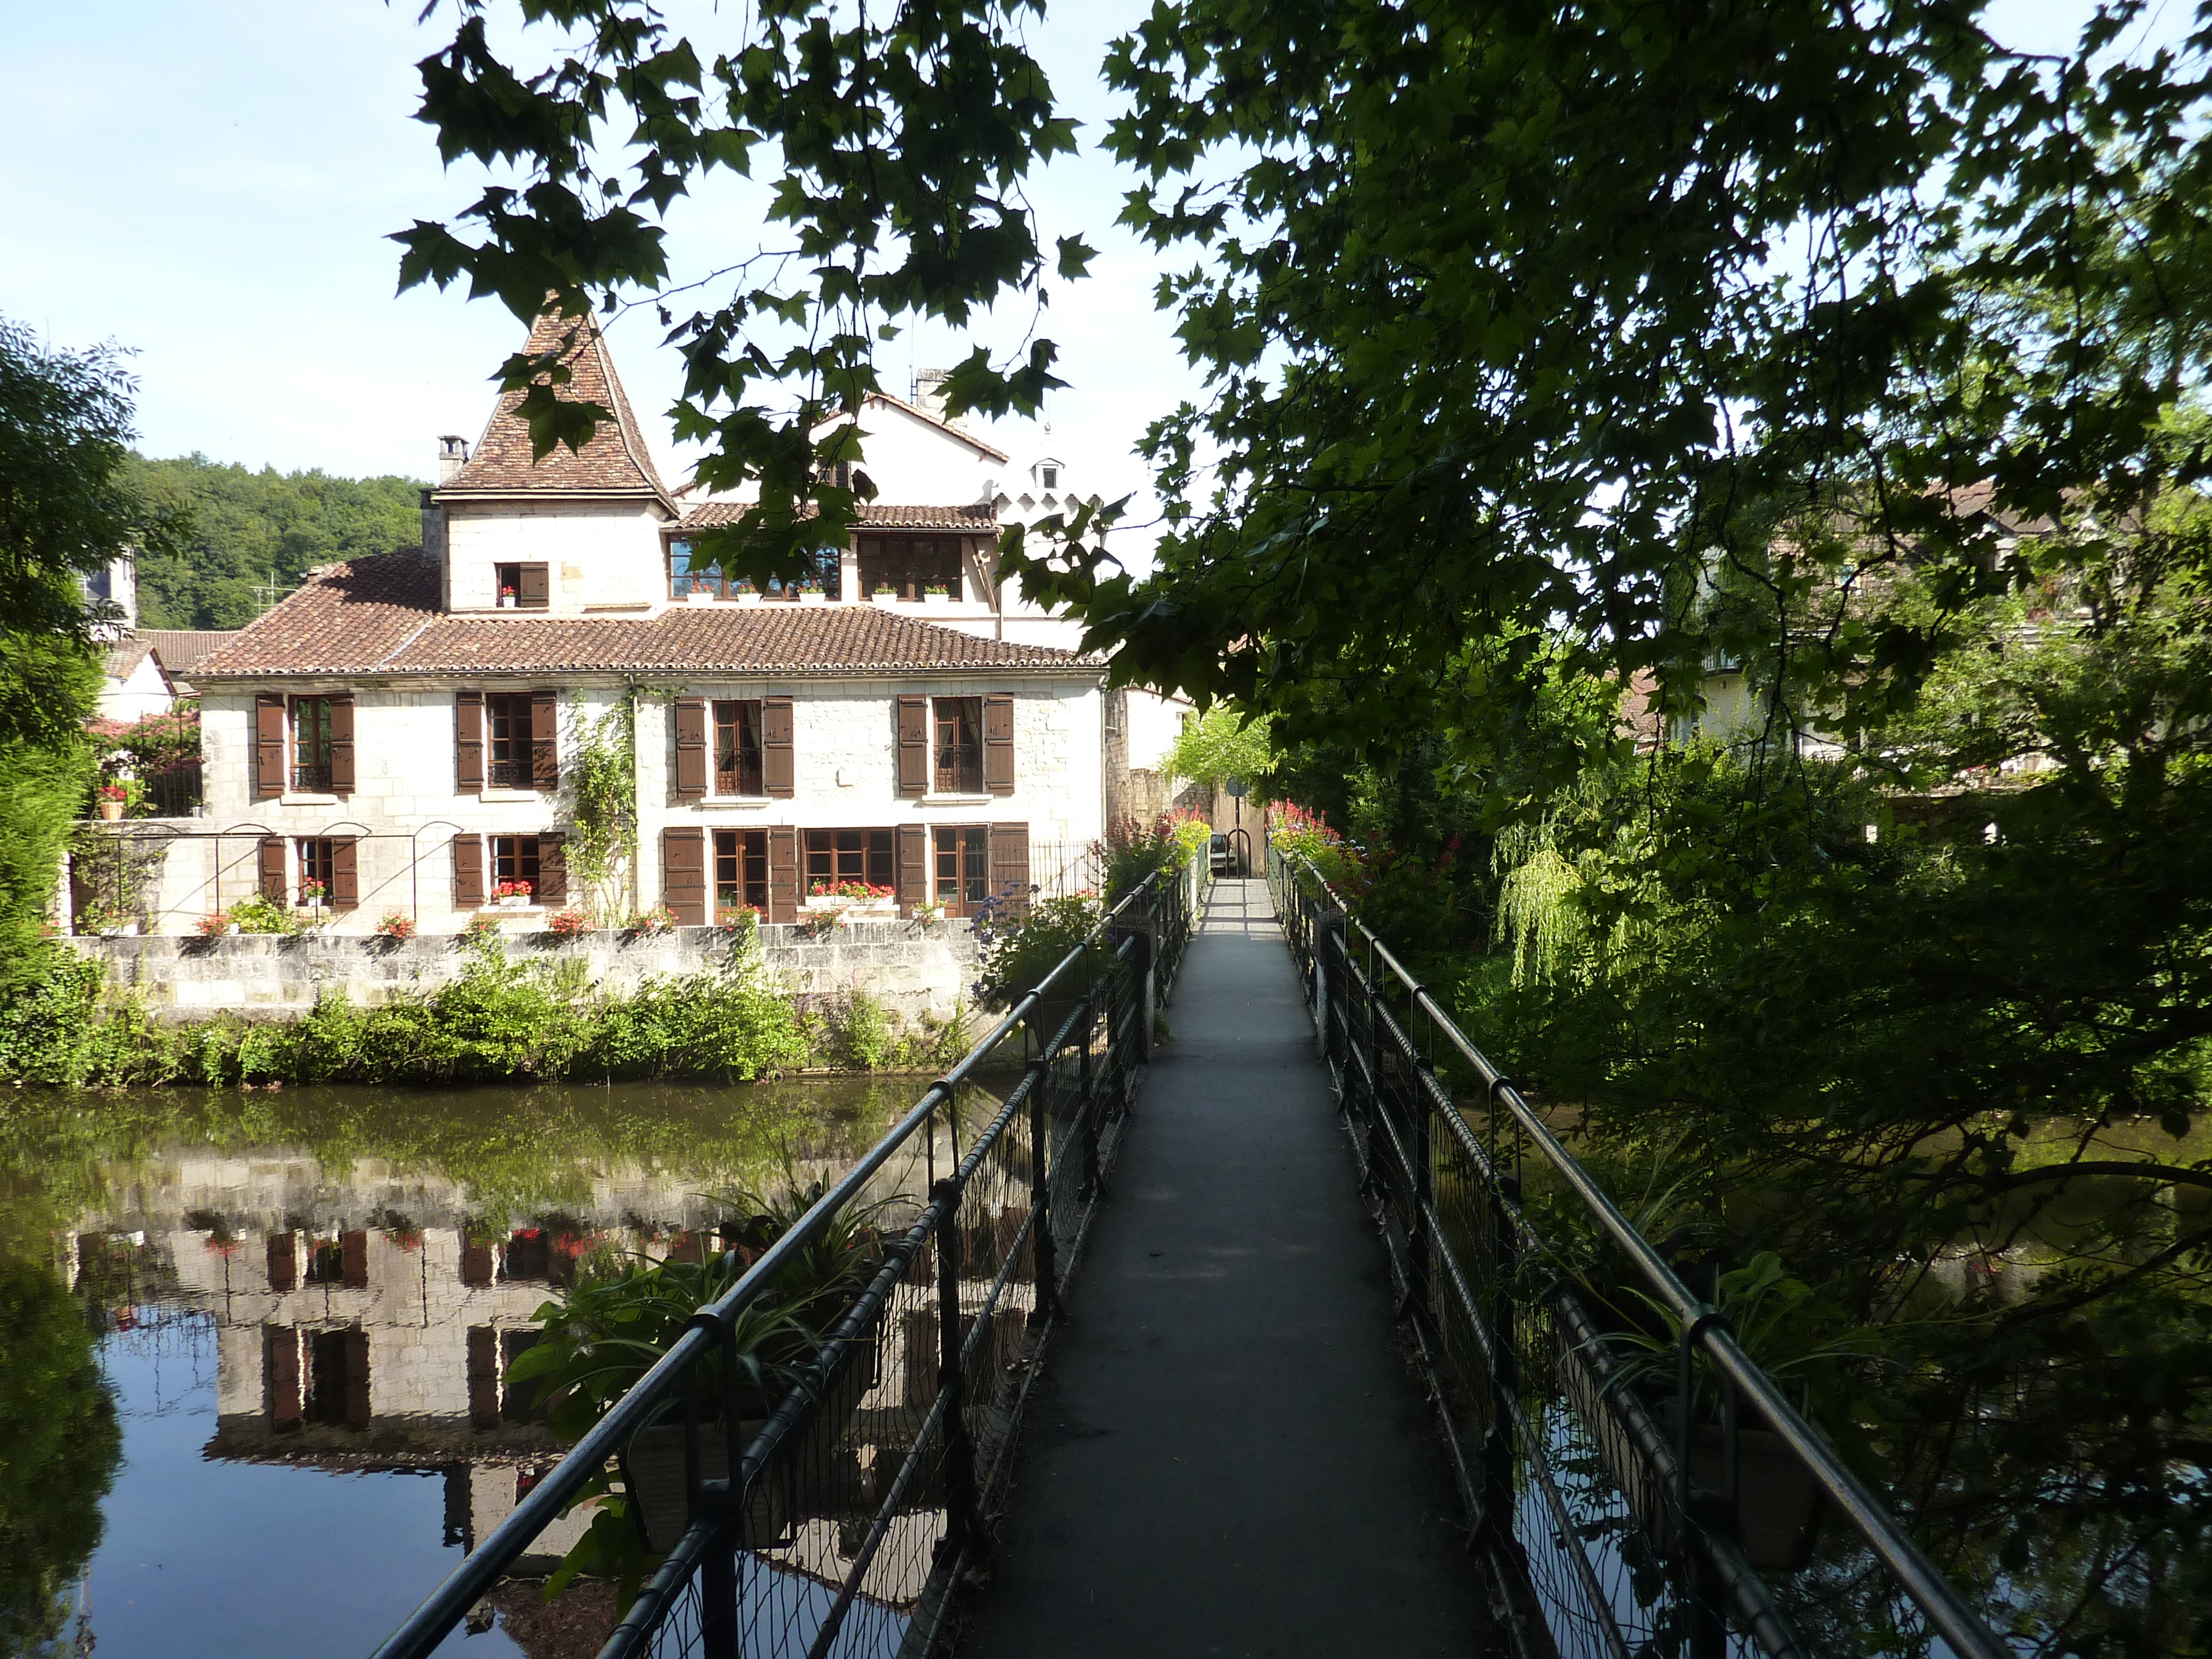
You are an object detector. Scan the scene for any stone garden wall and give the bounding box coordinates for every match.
[60,919,979,1029]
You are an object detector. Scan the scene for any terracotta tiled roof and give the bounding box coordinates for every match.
[844,391,1010,462]
[102,639,160,680]
[190,553,441,678]
[135,628,240,675]
[441,307,672,502]
[189,551,1098,679]
[679,500,999,532]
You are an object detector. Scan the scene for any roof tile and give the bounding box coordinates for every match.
[441,308,669,500]
[190,552,1095,679]
[680,501,999,532]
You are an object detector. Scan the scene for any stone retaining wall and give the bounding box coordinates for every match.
[60,919,979,1028]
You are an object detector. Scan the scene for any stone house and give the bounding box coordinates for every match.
[156,307,1123,936]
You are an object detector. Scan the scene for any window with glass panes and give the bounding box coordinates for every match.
[713,828,768,918]
[484,694,532,788]
[803,828,894,894]
[933,826,990,913]
[714,700,764,796]
[932,697,982,793]
[857,535,962,600]
[297,837,333,903]
[490,835,541,898]
[290,697,334,791]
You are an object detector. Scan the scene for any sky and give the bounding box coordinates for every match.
[0,0,2191,546]
[0,0,1194,537]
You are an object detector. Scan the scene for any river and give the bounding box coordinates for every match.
[0,1076,993,1659]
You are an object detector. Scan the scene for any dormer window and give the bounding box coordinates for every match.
[1041,466,1058,489]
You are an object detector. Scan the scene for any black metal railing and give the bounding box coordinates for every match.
[486,757,531,789]
[370,864,1199,1659]
[290,761,333,793]
[1267,841,2009,1659]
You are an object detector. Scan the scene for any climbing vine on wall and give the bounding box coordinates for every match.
[563,692,637,922]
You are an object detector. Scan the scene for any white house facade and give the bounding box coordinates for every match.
[167,307,1112,936]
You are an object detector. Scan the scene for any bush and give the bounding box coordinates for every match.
[972,893,1111,1013]
[1096,811,1207,900]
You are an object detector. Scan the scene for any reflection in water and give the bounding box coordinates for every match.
[0,1077,970,1658]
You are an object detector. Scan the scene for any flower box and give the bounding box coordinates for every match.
[922,589,954,606]
[798,589,828,606]
[98,799,124,822]
[803,894,897,918]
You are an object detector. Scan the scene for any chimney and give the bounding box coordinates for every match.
[912,369,962,427]
[437,435,470,484]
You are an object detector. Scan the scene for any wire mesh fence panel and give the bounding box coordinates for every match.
[377,864,1198,1659]
[1265,839,2007,1659]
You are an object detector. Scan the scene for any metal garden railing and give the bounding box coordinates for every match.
[1267,842,2011,1659]
[370,862,1198,1659]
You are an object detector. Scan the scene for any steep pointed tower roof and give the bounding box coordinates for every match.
[440,306,674,508]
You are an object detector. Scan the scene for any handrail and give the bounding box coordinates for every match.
[1271,842,2011,1659]
[370,868,1177,1659]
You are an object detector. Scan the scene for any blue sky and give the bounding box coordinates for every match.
[0,1,2182,520]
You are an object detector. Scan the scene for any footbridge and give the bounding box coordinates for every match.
[372,862,2009,1659]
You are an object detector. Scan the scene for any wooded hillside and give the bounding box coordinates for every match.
[124,454,424,629]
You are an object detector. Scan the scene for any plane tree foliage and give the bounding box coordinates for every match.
[395,0,1092,585]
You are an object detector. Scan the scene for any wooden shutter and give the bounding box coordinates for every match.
[988,822,1030,908]
[768,825,800,923]
[762,696,794,797]
[341,1230,369,1289]
[460,1242,494,1288]
[255,693,286,797]
[330,837,360,911]
[327,694,355,793]
[467,1327,500,1427]
[896,695,930,795]
[537,832,567,904]
[452,833,484,908]
[517,562,550,609]
[455,691,484,793]
[342,1327,372,1427]
[258,836,287,901]
[897,823,928,916]
[673,697,708,797]
[266,1232,298,1293]
[984,694,1016,794]
[267,1328,303,1427]
[662,826,706,926]
[531,688,559,789]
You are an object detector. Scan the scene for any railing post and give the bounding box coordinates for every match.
[1314,905,1344,1062]
[934,1175,986,1562]
[1027,1054,1059,1320]
[1481,1173,1520,1546]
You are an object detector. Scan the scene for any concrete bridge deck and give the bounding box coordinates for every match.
[959,877,1491,1658]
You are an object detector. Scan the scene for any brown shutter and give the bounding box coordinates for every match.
[537,832,567,904]
[517,562,550,609]
[255,694,286,797]
[762,696,794,797]
[897,823,928,916]
[341,1230,369,1289]
[661,826,706,926]
[267,1329,303,1427]
[327,694,355,793]
[531,688,559,789]
[452,833,484,908]
[455,691,484,793]
[984,694,1016,795]
[767,826,800,923]
[674,697,708,797]
[342,1327,372,1427]
[266,1233,298,1293]
[258,836,287,901]
[461,1242,494,1288]
[467,1327,500,1427]
[988,822,1030,909]
[330,837,360,911]
[896,695,929,796]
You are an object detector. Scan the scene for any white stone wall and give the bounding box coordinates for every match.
[443,498,671,614]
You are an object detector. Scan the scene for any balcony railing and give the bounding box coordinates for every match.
[290,762,332,793]
[934,743,982,794]
[486,758,531,790]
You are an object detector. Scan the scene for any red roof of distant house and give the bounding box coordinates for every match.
[189,551,1097,679]
[679,500,1000,532]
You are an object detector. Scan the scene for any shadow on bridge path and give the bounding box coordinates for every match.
[958,878,1493,1658]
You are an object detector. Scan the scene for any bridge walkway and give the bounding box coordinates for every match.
[958,877,1493,1658]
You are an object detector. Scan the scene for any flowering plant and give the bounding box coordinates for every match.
[464,911,503,939]
[97,782,129,802]
[808,880,893,900]
[913,897,949,923]
[195,911,232,936]
[494,879,533,900]
[546,907,590,938]
[626,903,677,936]
[500,585,517,598]
[297,879,327,905]
[374,911,417,939]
